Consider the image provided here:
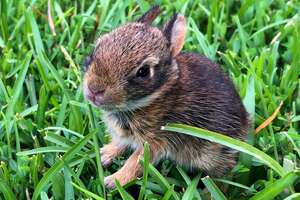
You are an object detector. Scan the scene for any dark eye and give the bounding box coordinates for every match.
[83,55,92,72]
[136,65,150,78]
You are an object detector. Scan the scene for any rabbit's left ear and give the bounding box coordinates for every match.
[163,14,186,57]
[137,5,160,24]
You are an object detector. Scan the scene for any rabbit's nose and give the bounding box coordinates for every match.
[88,84,105,96]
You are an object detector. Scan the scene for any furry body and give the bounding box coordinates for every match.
[83,6,248,188]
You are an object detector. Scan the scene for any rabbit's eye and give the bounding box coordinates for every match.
[136,65,150,78]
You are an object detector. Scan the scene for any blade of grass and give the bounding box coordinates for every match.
[5,51,32,124]
[25,75,37,106]
[56,96,68,127]
[249,15,299,40]
[53,0,70,34]
[214,178,257,193]
[72,182,105,200]
[26,9,45,54]
[17,146,68,156]
[92,129,105,196]
[44,132,74,148]
[0,34,4,47]
[0,78,9,103]
[161,185,175,200]
[51,173,64,200]
[233,15,248,54]
[176,166,191,185]
[249,171,299,200]
[65,165,87,190]
[4,52,32,159]
[201,176,227,200]
[36,85,51,131]
[138,142,150,200]
[189,18,216,60]
[280,132,300,158]
[86,101,105,197]
[114,180,135,200]
[30,155,41,188]
[182,174,201,200]
[240,74,255,184]
[177,166,202,199]
[140,160,180,200]
[0,181,15,200]
[32,133,92,200]
[39,51,82,132]
[284,193,300,200]
[64,166,74,200]
[44,126,88,140]
[0,0,8,42]
[141,161,169,192]
[163,124,286,176]
[40,192,50,200]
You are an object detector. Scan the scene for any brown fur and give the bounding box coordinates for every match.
[137,5,160,24]
[83,6,249,188]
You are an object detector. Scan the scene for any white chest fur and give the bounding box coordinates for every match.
[102,111,125,138]
[102,111,140,149]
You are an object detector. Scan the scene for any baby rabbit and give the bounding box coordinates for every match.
[83,5,248,188]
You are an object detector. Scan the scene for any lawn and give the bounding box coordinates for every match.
[0,0,299,199]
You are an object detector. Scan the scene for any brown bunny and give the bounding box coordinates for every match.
[83,6,248,188]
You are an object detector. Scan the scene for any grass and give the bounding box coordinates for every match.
[0,0,299,199]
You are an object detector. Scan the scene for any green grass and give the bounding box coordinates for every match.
[0,0,299,199]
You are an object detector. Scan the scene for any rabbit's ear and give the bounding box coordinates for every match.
[137,5,160,24]
[163,14,186,57]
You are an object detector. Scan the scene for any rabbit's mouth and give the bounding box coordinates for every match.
[83,78,119,109]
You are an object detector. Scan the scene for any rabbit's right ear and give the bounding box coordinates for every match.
[163,14,186,57]
[137,5,160,24]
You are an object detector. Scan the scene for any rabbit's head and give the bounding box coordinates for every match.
[83,6,186,111]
